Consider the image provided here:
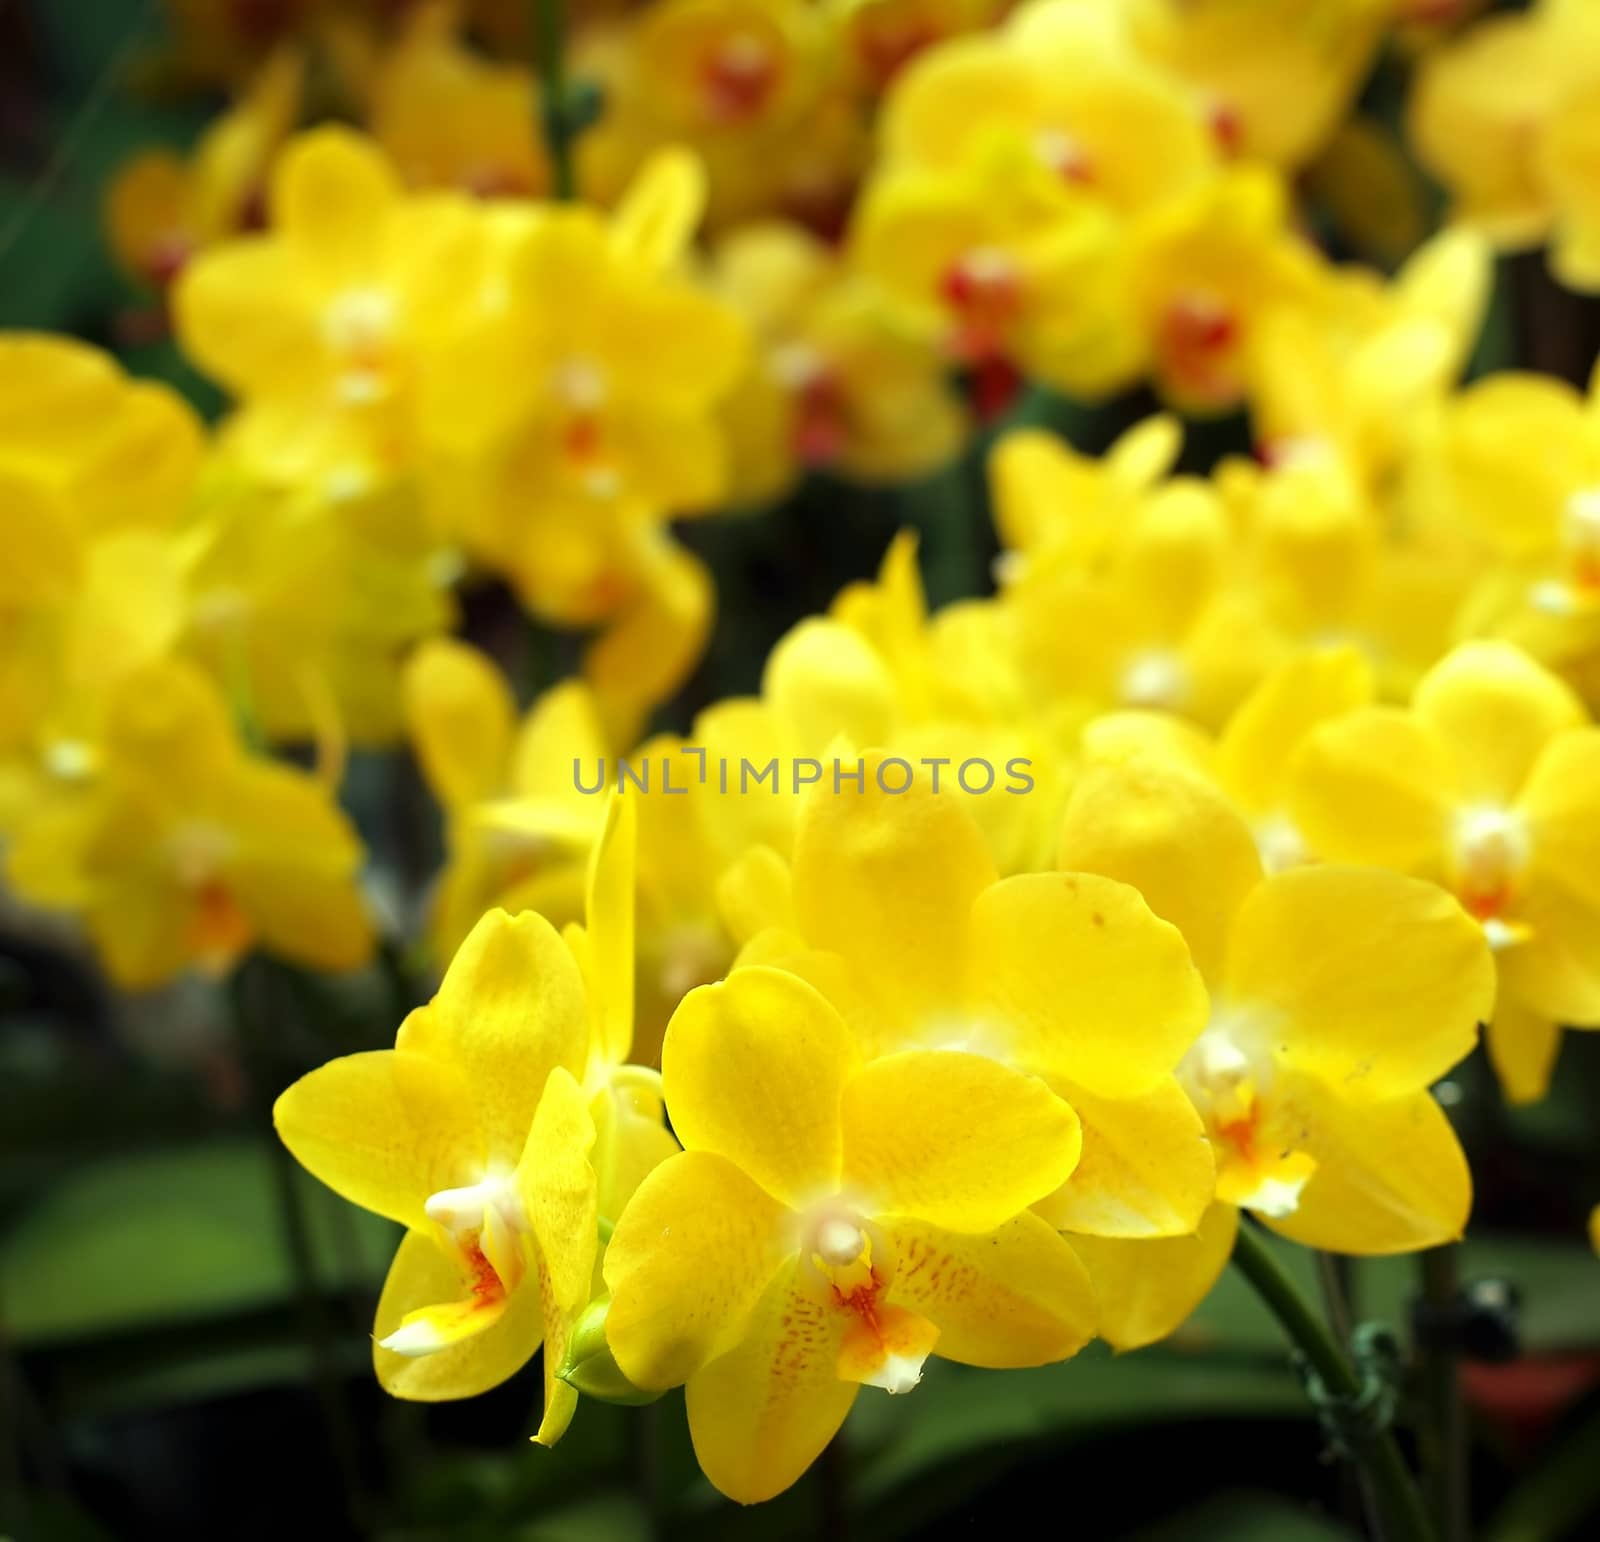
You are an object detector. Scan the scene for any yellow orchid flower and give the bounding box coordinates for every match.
[273,906,599,1440]
[604,963,1096,1502]
[851,131,1134,408]
[883,9,1216,216]
[1247,226,1491,485]
[689,533,1069,874]
[1215,645,1378,874]
[1290,639,1600,1104]
[403,638,610,963]
[1125,164,1327,414]
[1419,364,1600,680]
[174,126,516,463]
[1002,472,1283,728]
[1059,742,1492,1252]
[106,50,302,290]
[1125,0,1386,169]
[453,154,744,630]
[367,1,547,198]
[709,221,967,505]
[1212,451,1475,705]
[6,657,373,989]
[734,757,1216,1246]
[577,0,862,230]
[0,335,201,823]
[989,412,1183,576]
[180,451,455,748]
[1408,0,1600,267]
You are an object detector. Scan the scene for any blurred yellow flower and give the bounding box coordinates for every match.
[107,50,302,289]
[710,221,967,504]
[7,658,373,988]
[1291,640,1600,1104]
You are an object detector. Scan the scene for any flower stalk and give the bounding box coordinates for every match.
[1232,1222,1435,1542]
[533,0,577,199]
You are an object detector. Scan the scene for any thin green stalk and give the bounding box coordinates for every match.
[233,960,369,1537]
[533,0,577,199]
[1317,1251,1382,1540]
[1233,1223,1435,1542]
[1418,1245,1469,1542]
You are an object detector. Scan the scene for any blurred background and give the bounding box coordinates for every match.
[3,2,1600,1539]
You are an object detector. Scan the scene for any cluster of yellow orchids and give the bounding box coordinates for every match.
[6,0,1600,1522]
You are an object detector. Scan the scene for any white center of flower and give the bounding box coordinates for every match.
[1034,128,1091,180]
[1450,806,1530,910]
[1120,648,1189,711]
[770,340,828,392]
[424,1171,527,1245]
[1253,814,1310,874]
[324,288,394,356]
[1178,1011,1272,1133]
[552,357,608,411]
[1562,486,1600,565]
[44,738,96,782]
[167,820,236,888]
[960,246,1016,289]
[814,1216,868,1268]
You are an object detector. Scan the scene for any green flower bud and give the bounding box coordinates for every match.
[558,1295,664,1407]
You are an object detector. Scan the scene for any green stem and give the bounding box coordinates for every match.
[1419,1245,1469,1542]
[233,960,369,1536]
[1317,1252,1382,1540]
[533,0,576,199]
[1232,1223,1435,1542]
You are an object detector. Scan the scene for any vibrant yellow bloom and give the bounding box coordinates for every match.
[106,50,301,289]
[181,451,455,747]
[1125,0,1386,169]
[404,638,609,961]
[579,0,864,229]
[1061,742,1492,1255]
[274,907,596,1433]
[0,335,201,821]
[730,759,1215,1242]
[989,412,1182,575]
[851,133,1132,405]
[1125,165,1326,414]
[1215,646,1377,874]
[368,1,547,197]
[1001,470,1280,728]
[605,964,1095,1502]
[7,658,373,989]
[1408,0,1600,278]
[1247,226,1491,485]
[882,9,1216,215]
[452,152,744,717]
[175,125,513,464]
[1291,640,1600,1104]
[709,221,967,505]
[1419,364,1600,686]
[691,533,1069,873]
